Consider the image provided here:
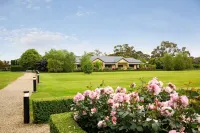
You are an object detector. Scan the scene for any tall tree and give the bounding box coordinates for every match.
[162,54,174,71]
[80,53,93,74]
[151,41,190,58]
[113,44,135,57]
[19,49,41,69]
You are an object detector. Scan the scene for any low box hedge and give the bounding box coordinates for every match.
[32,98,73,123]
[49,112,86,133]
[11,65,25,72]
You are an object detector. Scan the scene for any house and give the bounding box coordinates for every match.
[75,56,143,70]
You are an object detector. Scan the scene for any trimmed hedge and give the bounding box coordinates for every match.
[32,98,73,123]
[11,65,25,71]
[49,112,86,133]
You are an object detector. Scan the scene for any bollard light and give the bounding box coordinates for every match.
[23,91,30,124]
[33,77,37,92]
[37,74,40,84]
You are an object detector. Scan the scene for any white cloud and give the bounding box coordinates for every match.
[20,0,52,10]
[0,16,6,21]
[0,28,96,60]
[75,6,95,17]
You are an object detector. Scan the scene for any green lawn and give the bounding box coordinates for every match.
[0,72,23,90]
[31,70,200,99]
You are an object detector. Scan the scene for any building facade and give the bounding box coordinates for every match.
[75,56,142,70]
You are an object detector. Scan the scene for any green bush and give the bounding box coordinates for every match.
[193,64,200,69]
[49,112,86,133]
[32,98,73,123]
[83,61,93,74]
[11,65,25,71]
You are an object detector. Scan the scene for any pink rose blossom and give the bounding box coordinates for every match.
[73,93,85,103]
[180,96,189,107]
[116,86,126,93]
[104,86,114,94]
[169,130,177,133]
[149,104,156,110]
[89,91,99,100]
[170,93,179,102]
[107,99,114,105]
[112,103,120,109]
[91,108,97,114]
[111,111,116,116]
[160,107,174,117]
[197,117,200,123]
[112,116,117,125]
[83,90,92,96]
[105,116,109,121]
[97,120,107,128]
[164,87,173,93]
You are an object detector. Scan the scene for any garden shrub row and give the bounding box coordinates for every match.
[49,112,86,133]
[32,98,73,123]
[11,65,25,72]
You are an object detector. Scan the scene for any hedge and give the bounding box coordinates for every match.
[11,65,25,72]
[32,98,73,123]
[49,112,86,133]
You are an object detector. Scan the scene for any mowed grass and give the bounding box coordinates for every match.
[31,70,200,99]
[0,72,23,90]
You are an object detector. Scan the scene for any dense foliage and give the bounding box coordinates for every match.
[72,78,200,133]
[44,49,76,72]
[19,49,41,70]
[0,60,10,71]
[32,99,73,123]
[80,53,93,74]
[49,112,86,133]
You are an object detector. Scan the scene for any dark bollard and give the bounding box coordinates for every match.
[23,91,30,124]
[33,77,37,92]
[37,74,40,84]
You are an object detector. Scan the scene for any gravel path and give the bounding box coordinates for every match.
[0,73,49,133]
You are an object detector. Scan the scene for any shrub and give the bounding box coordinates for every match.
[193,64,200,69]
[82,61,93,74]
[94,61,103,71]
[72,78,200,133]
[49,112,86,133]
[32,98,73,123]
[11,65,25,71]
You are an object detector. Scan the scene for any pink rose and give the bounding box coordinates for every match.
[91,108,97,114]
[170,93,179,102]
[111,111,116,116]
[149,104,156,110]
[89,91,98,100]
[180,96,189,107]
[105,116,109,121]
[169,130,177,133]
[104,86,114,94]
[112,116,117,125]
[107,99,114,105]
[116,86,126,93]
[97,120,107,128]
[112,103,120,109]
[197,116,200,123]
[73,93,85,103]
[83,90,92,96]
[152,84,161,95]
[164,87,173,93]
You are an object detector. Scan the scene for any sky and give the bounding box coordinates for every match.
[0,0,200,60]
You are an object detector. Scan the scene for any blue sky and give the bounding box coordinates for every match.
[0,0,200,60]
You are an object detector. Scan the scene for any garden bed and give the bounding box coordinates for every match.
[49,112,86,133]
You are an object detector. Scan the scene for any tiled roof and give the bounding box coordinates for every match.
[76,56,142,64]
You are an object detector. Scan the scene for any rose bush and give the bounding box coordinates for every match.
[72,78,200,133]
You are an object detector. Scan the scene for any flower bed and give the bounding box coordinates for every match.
[72,78,200,133]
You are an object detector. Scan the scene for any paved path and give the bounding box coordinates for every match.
[0,73,49,133]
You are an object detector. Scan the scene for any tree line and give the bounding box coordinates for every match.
[8,41,200,72]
